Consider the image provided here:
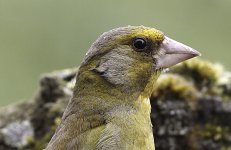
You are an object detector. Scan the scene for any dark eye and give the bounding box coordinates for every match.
[132,38,147,51]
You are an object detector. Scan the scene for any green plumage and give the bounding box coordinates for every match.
[45,26,199,150]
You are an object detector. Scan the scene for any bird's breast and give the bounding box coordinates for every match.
[99,97,154,150]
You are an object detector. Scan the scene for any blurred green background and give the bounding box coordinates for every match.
[0,0,230,106]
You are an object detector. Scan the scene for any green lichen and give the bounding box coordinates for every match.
[200,124,229,141]
[220,146,231,150]
[54,117,61,126]
[26,135,35,146]
[171,58,223,90]
[152,74,199,101]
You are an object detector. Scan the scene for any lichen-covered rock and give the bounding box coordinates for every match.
[0,120,34,148]
[0,68,76,150]
[0,59,230,150]
[151,58,231,150]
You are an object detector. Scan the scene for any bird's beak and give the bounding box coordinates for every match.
[156,36,201,69]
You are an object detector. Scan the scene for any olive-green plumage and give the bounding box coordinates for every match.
[45,26,200,150]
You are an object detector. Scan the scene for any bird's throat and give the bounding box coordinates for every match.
[71,68,160,115]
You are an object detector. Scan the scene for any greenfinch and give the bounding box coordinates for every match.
[45,26,200,150]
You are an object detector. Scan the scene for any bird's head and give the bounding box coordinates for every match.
[77,26,200,98]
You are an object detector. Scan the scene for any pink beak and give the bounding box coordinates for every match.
[156,36,201,69]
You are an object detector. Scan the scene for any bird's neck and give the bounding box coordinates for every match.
[68,70,159,150]
[72,69,160,114]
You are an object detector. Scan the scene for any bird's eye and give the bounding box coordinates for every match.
[132,38,147,51]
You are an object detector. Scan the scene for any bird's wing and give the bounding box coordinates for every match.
[45,113,106,150]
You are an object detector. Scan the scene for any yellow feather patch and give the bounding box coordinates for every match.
[131,28,164,42]
[136,95,151,113]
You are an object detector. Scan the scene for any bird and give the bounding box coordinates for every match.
[45,26,200,150]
